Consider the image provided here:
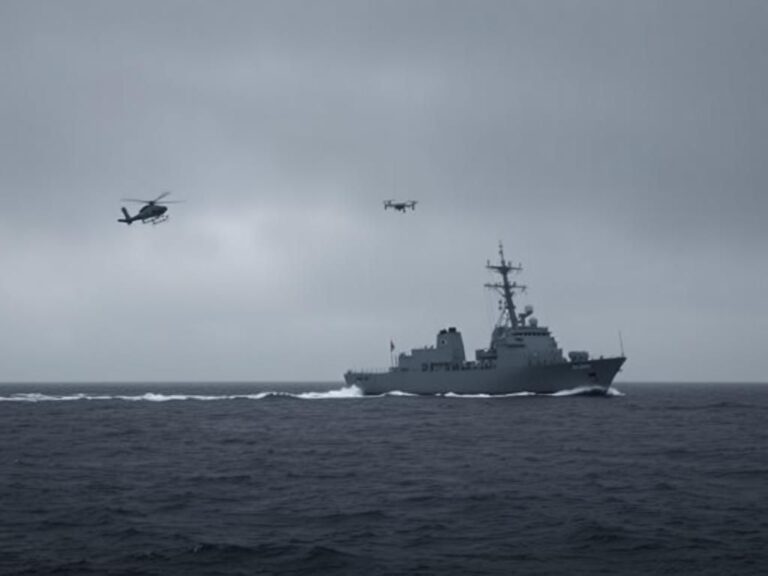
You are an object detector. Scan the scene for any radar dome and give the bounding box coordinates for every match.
[529,317,538,327]
[524,305,534,314]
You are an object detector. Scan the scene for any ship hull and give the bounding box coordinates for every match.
[345,356,625,396]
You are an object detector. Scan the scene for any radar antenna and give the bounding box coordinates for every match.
[484,242,526,328]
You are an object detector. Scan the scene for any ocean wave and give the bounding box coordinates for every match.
[0,386,365,403]
[293,386,364,399]
[442,386,623,398]
[551,385,625,397]
[0,384,624,402]
[443,391,536,398]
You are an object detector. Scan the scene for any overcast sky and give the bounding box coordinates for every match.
[1,0,766,383]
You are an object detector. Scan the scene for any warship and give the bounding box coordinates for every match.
[344,244,625,395]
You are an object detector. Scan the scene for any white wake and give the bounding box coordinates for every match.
[0,386,366,403]
[0,385,623,402]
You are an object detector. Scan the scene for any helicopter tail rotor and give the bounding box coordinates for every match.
[118,207,133,225]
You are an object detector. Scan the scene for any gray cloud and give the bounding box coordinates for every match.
[1,0,766,382]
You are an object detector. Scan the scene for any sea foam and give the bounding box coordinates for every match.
[0,384,623,402]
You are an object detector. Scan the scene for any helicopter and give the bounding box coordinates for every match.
[118,191,182,225]
[383,199,418,212]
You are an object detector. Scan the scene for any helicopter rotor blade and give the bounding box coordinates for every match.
[152,191,172,203]
[155,200,184,204]
[121,198,152,203]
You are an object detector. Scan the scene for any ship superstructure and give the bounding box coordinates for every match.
[344,244,625,395]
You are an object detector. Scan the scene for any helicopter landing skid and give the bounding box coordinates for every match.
[143,216,170,225]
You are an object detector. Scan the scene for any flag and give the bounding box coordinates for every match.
[390,340,395,352]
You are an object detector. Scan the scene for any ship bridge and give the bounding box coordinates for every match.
[476,244,565,366]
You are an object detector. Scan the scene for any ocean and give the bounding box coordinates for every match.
[1,382,766,575]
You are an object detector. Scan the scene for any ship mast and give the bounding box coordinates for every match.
[485,243,526,329]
